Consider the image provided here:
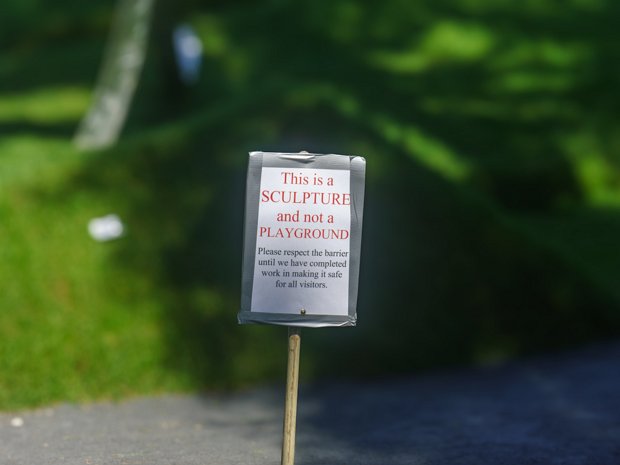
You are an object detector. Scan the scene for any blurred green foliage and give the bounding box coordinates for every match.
[1,0,620,409]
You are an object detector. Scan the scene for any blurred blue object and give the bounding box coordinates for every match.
[173,24,203,85]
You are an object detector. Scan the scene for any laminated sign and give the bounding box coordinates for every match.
[239,151,366,327]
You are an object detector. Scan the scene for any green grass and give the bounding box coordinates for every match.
[0,136,172,408]
[0,86,91,124]
[0,124,287,409]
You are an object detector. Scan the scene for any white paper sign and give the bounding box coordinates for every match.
[251,167,351,316]
[239,151,365,327]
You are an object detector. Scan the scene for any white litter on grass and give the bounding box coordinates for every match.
[10,417,24,427]
[88,214,125,242]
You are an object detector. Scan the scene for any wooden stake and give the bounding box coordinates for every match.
[281,327,301,465]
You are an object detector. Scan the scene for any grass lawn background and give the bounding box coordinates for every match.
[1,0,620,410]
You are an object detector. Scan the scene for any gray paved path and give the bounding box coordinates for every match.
[2,342,620,464]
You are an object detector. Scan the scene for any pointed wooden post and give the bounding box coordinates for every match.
[281,327,301,465]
